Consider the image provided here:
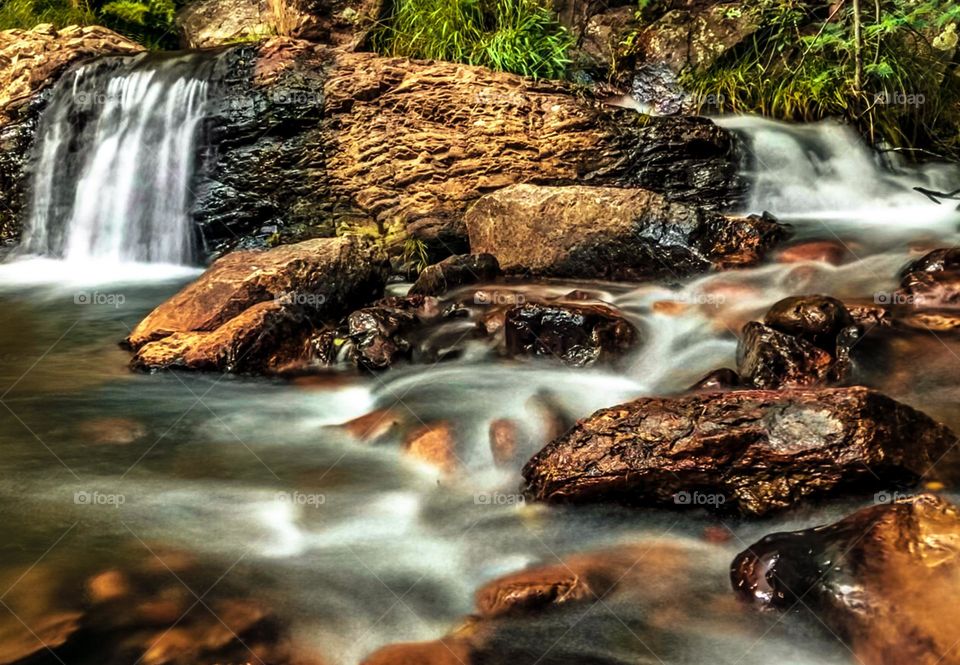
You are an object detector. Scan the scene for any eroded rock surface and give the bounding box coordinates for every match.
[733,494,960,665]
[466,185,786,279]
[522,387,958,515]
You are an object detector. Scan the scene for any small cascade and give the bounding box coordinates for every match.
[718,116,960,231]
[21,52,217,265]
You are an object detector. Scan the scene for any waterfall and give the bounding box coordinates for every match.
[717,116,960,231]
[21,52,215,265]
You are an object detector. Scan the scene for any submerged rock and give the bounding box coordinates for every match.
[408,254,501,297]
[466,185,787,280]
[522,387,958,516]
[125,236,385,372]
[503,300,638,367]
[732,494,960,665]
[893,248,960,331]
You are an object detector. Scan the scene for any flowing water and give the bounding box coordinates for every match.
[1,102,960,664]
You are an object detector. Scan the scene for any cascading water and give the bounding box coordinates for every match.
[20,52,214,265]
[718,116,960,232]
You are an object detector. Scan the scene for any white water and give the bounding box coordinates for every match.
[20,54,210,266]
[718,116,960,232]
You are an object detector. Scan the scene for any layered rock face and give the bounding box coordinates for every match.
[522,387,957,515]
[733,494,960,665]
[0,25,143,245]
[466,185,786,279]
[176,0,275,48]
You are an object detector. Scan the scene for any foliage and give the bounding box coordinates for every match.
[401,237,430,273]
[371,0,573,79]
[680,0,960,158]
[0,0,180,49]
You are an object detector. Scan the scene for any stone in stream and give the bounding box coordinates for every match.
[521,387,958,516]
[737,295,861,389]
[408,254,502,297]
[893,247,960,331]
[732,494,960,665]
[125,237,386,372]
[502,301,639,367]
[465,185,788,280]
[404,422,460,474]
[343,294,443,370]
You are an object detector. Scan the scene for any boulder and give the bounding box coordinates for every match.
[522,387,958,516]
[267,0,383,44]
[732,494,960,665]
[628,3,760,115]
[343,294,441,370]
[896,248,960,323]
[474,563,599,618]
[408,254,501,297]
[488,418,523,467]
[0,25,142,244]
[776,239,852,265]
[763,294,855,353]
[503,300,638,366]
[176,0,274,48]
[404,422,459,474]
[466,185,787,280]
[125,236,385,372]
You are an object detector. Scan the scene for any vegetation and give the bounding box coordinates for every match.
[0,0,179,49]
[371,0,574,79]
[680,0,960,158]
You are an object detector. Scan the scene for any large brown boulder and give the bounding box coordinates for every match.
[892,247,960,331]
[0,25,143,244]
[465,185,787,280]
[125,236,385,371]
[267,0,383,44]
[522,387,958,516]
[732,494,960,665]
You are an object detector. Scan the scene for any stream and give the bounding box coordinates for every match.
[1,76,960,664]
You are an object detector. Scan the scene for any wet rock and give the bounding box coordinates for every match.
[763,295,855,353]
[0,25,143,244]
[474,563,597,618]
[502,301,638,366]
[344,295,442,370]
[776,240,851,265]
[86,570,130,603]
[737,296,861,389]
[404,422,459,474]
[732,494,960,665]
[737,322,835,389]
[688,367,741,392]
[125,237,385,372]
[522,387,958,516]
[341,408,407,442]
[466,185,786,280]
[896,249,960,324]
[408,254,501,297]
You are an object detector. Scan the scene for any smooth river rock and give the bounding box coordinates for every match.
[733,494,960,665]
[522,387,958,516]
[466,184,787,280]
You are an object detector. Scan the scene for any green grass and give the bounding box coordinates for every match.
[371,0,573,79]
[0,0,179,49]
[680,0,960,158]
